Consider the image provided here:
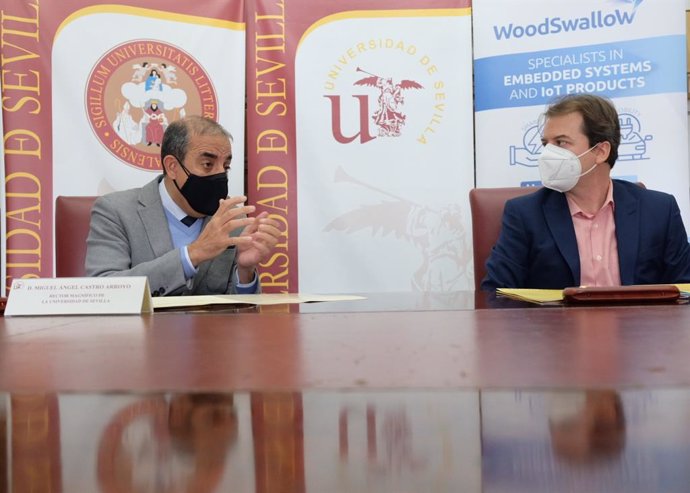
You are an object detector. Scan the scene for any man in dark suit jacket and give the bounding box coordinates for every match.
[482,94,690,291]
[86,116,281,296]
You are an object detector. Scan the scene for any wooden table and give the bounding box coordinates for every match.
[0,301,688,392]
[2,300,690,492]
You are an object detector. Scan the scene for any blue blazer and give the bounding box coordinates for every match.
[482,180,690,290]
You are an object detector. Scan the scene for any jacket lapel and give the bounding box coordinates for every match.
[138,177,175,259]
[543,190,580,284]
[613,181,639,284]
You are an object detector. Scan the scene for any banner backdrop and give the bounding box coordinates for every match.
[473,0,690,224]
[0,110,5,296]
[0,0,245,290]
[247,0,475,293]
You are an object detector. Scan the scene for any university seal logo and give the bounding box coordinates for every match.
[86,40,218,170]
[323,39,444,145]
[325,66,423,144]
[354,68,422,137]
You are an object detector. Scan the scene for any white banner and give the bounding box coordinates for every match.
[0,2,244,286]
[473,0,690,224]
[295,8,475,293]
[52,6,246,199]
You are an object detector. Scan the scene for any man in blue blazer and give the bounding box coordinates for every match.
[482,94,690,291]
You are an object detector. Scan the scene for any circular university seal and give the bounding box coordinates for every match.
[85,40,218,171]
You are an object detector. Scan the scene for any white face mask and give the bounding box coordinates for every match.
[538,143,599,193]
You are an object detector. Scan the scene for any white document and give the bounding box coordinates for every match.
[152,293,366,310]
[5,277,152,316]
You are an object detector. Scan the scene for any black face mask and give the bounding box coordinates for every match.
[172,159,228,216]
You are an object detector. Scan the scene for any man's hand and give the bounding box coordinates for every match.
[187,196,255,267]
[235,212,282,283]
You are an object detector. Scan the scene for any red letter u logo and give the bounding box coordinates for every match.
[324,95,376,144]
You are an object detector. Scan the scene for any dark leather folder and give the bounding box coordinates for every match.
[562,285,680,304]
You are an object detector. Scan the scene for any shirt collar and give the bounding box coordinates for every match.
[566,179,615,218]
[159,178,188,221]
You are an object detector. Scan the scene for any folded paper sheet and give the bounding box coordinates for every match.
[495,288,564,304]
[152,293,366,310]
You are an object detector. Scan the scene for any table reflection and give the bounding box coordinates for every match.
[3,388,690,492]
[548,390,626,463]
[97,394,237,492]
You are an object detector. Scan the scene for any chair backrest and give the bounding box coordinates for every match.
[469,187,536,291]
[55,196,97,277]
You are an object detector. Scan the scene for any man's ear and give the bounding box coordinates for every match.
[162,154,178,177]
[594,141,611,164]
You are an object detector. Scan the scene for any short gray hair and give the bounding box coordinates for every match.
[161,116,232,172]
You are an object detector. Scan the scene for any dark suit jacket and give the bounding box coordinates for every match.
[85,176,245,296]
[481,180,690,290]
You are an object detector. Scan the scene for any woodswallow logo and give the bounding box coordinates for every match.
[492,1,642,40]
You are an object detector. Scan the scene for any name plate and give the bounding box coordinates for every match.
[5,277,152,316]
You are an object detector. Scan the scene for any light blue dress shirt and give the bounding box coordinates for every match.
[158,180,257,293]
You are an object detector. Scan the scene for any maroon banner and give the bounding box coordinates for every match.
[245,0,294,293]
[246,0,471,293]
[2,2,49,291]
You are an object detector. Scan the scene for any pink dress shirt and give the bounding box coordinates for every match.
[566,181,621,287]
